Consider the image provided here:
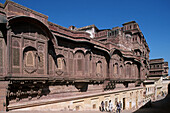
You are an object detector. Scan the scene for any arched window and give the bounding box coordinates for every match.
[23,47,38,74]
[38,52,44,68]
[134,49,141,56]
[126,63,131,77]
[0,40,3,68]
[120,65,123,76]
[12,40,20,73]
[57,57,62,69]
[97,61,102,74]
[13,41,20,66]
[69,52,74,74]
[114,63,118,75]
[49,55,53,74]
[56,56,66,71]
[0,33,3,73]
[134,64,139,78]
[85,53,90,73]
[75,52,84,72]
[26,51,34,67]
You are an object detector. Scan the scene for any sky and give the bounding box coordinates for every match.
[1,0,170,70]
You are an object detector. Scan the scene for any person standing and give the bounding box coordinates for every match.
[118,101,122,112]
[116,102,120,113]
[101,101,105,112]
[108,100,113,112]
[116,101,122,113]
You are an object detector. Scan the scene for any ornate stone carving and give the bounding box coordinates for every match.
[38,52,44,68]
[0,41,2,67]
[12,48,20,66]
[26,51,34,67]
[24,49,37,74]
[55,57,66,76]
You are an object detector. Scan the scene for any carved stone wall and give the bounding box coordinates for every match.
[12,39,20,74]
[9,17,49,76]
[0,1,152,111]
[0,38,3,74]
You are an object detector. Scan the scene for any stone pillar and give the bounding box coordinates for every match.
[84,98,91,110]
[155,86,157,100]
[0,81,9,111]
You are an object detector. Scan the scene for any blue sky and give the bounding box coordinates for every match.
[1,0,170,68]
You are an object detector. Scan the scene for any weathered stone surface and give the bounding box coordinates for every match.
[0,0,167,112]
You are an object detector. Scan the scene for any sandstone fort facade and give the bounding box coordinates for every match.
[0,0,155,111]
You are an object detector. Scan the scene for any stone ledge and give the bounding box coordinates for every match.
[8,86,143,110]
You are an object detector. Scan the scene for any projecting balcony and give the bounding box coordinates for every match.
[149,70,163,76]
[149,68,164,71]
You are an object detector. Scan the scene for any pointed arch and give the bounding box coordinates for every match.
[74,51,85,73]
[125,62,131,77]
[110,49,123,57]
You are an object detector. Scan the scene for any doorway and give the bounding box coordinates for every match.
[123,98,125,110]
[168,83,170,94]
[136,98,138,108]
[129,102,132,109]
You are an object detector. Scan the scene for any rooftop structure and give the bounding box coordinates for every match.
[148,58,169,80]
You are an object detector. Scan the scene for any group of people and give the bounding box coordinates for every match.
[100,100,122,113]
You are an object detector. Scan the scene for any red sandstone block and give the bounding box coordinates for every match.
[0,90,7,96]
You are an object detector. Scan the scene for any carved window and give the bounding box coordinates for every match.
[76,53,84,72]
[12,41,20,66]
[57,57,66,70]
[38,52,44,68]
[85,54,90,73]
[0,40,2,67]
[120,65,123,76]
[126,63,131,77]
[12,40,20,73]
[69,52,73,74]
[134,24,137,29]
[23,47,37,74]
[25,51,35,67]
[57,58,62,69]
[49,55,53,72]
[0,33,3,73]
[13,48,20,66]
[135,65,139,77]
[130,25,131,29]
[69,59,73,72]
[97,62,102,74]
[77,59,82,71]
[114,63,118,75]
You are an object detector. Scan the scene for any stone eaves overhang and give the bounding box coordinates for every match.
[48,22,110,54]
[0,15,7,23]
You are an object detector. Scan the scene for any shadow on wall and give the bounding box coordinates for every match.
[168,83,170,94]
